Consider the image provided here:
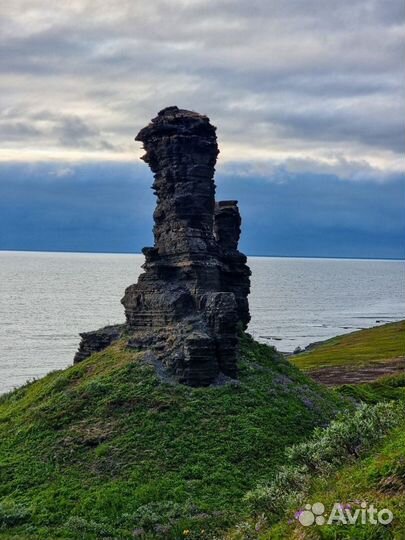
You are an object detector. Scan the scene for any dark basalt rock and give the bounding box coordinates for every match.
[73,324,124,363]
[214,200,251,329]
[75,106,251,386]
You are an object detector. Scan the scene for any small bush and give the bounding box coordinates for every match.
[64,516,116,538]
[286,402,404,472]
[233,515,267,540]
[244,465,309,515]
[0,500,30,528]
[128,500,194,531]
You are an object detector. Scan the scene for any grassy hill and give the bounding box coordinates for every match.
[290,321,405,388]
[0,334,344,539]
[292,320,405,371]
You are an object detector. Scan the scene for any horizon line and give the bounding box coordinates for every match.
[1,248,404,263]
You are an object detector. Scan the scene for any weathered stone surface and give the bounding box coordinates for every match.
[75,106,250,386]
[73,324,124,363]
[214,200,251,329]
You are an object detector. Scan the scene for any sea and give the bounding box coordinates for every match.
[0,251,404,394]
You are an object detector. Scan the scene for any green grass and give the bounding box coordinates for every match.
[264,419,405,540]
[222,321,405,540]
[292,321,405,371]
[0,334,345,539]
[338,372,405,404]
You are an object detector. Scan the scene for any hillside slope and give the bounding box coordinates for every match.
[232,323,405,540]
[260,416,405,540]
[291,321,405,386]
[0,335,344,539]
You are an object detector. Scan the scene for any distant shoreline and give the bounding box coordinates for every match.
[1,249,404,262]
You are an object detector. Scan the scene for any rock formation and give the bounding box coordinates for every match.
[74,106,250,386]
[73,324,124,364]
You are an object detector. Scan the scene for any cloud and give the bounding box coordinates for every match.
[0,109,122,154]
[49,166,74,177]
[221,156,404,183]
[53,115,98,147]
[0,121,42,140]
[0,0,403,173]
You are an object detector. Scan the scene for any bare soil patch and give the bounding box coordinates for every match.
[308,357,405,386]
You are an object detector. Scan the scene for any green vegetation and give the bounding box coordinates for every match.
[338,372,405,403]
[0,334,344,539]
[238,402,404,534]
[2,322,404,539]
[292,320,405,371]
[226,322,405,539]
[258,417,405,540]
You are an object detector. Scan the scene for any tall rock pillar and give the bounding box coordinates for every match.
[77,106,251,387]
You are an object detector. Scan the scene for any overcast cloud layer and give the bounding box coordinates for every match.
[1,0,404,177]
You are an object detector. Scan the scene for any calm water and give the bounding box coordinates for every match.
[0,251,404,394]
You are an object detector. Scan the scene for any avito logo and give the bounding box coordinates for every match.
[296,501,393,527]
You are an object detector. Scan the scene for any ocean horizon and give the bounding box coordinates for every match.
[1,248,404,262]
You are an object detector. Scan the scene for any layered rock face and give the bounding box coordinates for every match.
[74,324,124,363]
[75,106,250,386]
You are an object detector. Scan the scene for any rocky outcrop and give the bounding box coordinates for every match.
[215,200,251,329]
[75,106,250,386]
[73,324,124,363]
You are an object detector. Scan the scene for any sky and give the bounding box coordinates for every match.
[1,0,404,258]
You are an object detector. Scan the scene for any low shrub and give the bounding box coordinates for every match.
[286,401,404,471]
[243,465,309,515]
[128,500,190,530]
[64,516,117,538]
[0,500,30,528]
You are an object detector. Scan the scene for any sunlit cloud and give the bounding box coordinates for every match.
[0,0,404,177]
